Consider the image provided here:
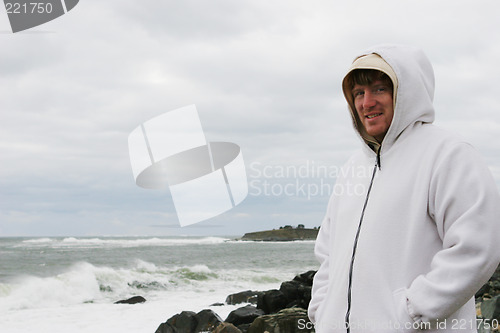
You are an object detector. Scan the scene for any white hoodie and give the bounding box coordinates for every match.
[308,44,500,332]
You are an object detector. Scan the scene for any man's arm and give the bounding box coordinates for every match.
[308,197,334,324]
[406,142,500,325]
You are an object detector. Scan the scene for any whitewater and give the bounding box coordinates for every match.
[0,236,318,333]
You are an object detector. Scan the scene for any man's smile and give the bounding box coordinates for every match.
[365,113,383,119]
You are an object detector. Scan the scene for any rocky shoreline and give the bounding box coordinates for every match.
[150,264,500,333]
[154,270,315,333]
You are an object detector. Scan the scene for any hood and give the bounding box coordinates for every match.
[342,44,435,155]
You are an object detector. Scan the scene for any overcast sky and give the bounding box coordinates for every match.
[1,0,499,237]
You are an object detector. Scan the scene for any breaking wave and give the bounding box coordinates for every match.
[18,237,230,249]
[0,259,284,311]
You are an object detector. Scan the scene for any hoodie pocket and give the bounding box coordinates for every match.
[392,288,418,332]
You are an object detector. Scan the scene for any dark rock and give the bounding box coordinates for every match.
[158,309,223,333]
[491,264,500,281]
[155,321,177,333]
[476,264,500,301]
[293,270,316,286]
[481,295,500,321]
[476,283,491,299]
[114,295,146,304]
[225,305,265,326]
[489,264,500,298]
[257,289,288,314]
[280,280,302,304]
[236,323,251,333]
[214,322,242,333]
[298,285,312,309]
[195,309,223,332]
[248,307,314,333]
[210,302,225,307]
[166,311,197,333]
[277,271,315,310]
[492,280,500,293]
[226,290,262,305]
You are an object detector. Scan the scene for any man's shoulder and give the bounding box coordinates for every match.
[413,124,484,167]
[415,123,470,147]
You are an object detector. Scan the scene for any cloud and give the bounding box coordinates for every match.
[1,0,500,236]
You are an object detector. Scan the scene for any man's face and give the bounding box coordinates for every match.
[352,80,394,143]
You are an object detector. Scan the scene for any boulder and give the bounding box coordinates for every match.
[226,290,262,305]
[225,305,265,327]
[277,271,315,310]
[481,295,500,321]
[114,295,146,304]
[155,321,177,333]
[213,322,243,333]
[293,270,316,286]
[297,285,312,309]
[166,311,197,332]
[280,281,301,301]
[156,309,223,333]
[488,265,500,297]
[235,323,251,333]
[210,302,225,307]
[477,264,500,300]
[257,289,288,314]
[195,309,223,332]
[476,283,491,299]
[247,307,314,333]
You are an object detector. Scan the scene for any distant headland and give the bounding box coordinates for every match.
[240,224,319,242]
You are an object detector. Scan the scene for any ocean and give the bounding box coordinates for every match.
[0,236,318,333]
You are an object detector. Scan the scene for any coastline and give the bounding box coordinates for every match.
[156,264,500,332]
[240,226,319,242]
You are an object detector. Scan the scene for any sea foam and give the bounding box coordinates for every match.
[19,236,230,248]
[0,259,282,312]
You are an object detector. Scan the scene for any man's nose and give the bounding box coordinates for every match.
[362,92,376,109]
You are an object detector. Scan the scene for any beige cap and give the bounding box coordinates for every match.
[342,53,398,108]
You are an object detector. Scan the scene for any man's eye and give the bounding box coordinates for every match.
[374,86,389,94]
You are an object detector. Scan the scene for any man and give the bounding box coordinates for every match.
[308,44,500,332]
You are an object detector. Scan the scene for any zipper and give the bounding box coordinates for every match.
[344,151,380,332]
